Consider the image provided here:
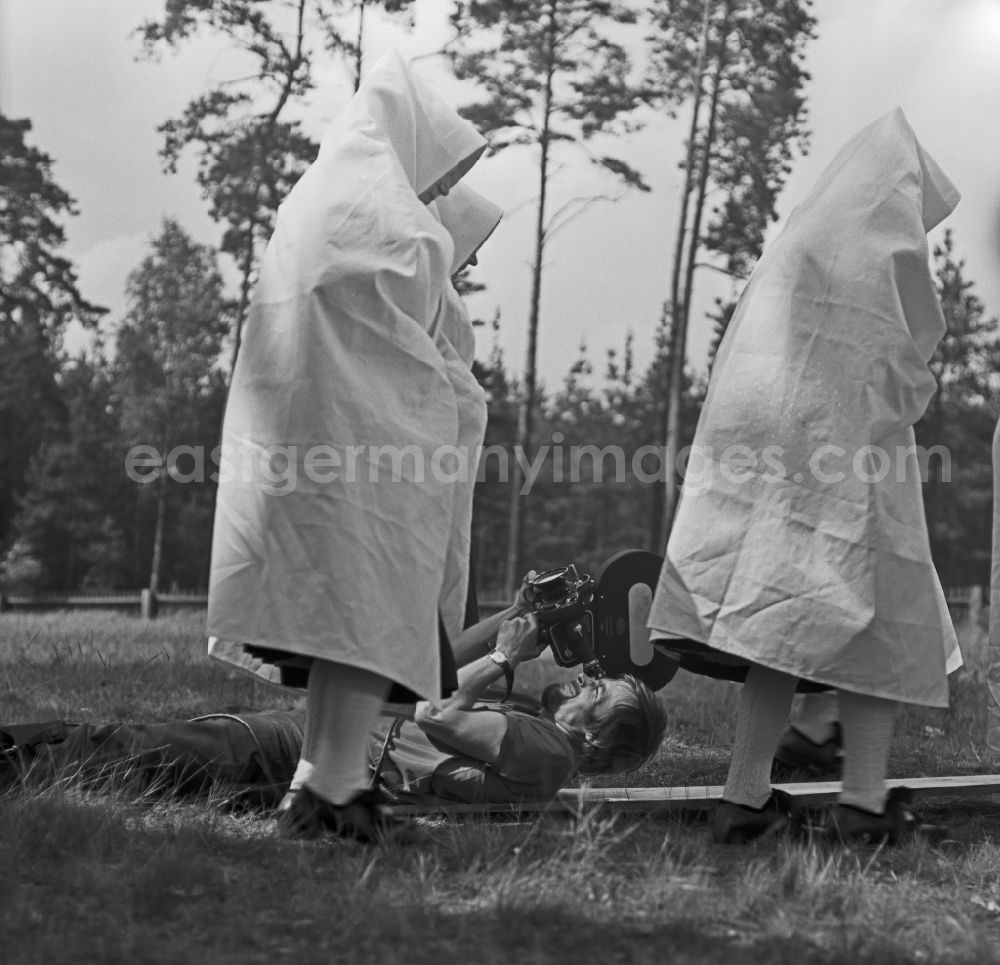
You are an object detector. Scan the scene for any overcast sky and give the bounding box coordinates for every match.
[2,0,1000,390]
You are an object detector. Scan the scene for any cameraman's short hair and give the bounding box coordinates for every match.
[578,674,667,777]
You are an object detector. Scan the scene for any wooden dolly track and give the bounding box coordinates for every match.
[391,775,1000,816]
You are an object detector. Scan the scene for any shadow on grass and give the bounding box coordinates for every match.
[5,790,1000,965]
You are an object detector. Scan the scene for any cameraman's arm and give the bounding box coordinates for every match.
[449,570,536,669]
[449,605,521,668]
[413,615,542,764]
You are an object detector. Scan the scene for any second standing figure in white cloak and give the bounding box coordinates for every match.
[648,109,961,845]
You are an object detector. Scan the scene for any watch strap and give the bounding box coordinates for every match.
[487,649,515,701]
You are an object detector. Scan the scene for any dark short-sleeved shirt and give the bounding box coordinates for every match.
[370,703,579,805]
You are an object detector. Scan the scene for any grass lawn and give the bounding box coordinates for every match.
[3,609,1000,964]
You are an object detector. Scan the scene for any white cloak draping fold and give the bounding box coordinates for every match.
[429,185,501,641]
[648,108,960,708]
[207,51,486,700]
[432,299,486,642]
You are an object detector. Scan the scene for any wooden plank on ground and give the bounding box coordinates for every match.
[391,774,1000,817]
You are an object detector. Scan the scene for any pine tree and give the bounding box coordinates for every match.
[471,330,520,597]
[450,0,648,593]
[644,0,815,542]
[0,113,104,552]
[136,1,413,375]
[915,231,1000,587]
[9,357,133,590]
[114,220,231,594]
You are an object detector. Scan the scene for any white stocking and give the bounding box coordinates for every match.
[290,659,392,806]
[723,663,798,809]
[838,689,897,814]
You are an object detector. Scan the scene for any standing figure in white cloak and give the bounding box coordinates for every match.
[647,109,961,845]
[206,50,491,842]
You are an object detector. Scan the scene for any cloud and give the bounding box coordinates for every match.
[75,232,149,319]
[62,232,148,359]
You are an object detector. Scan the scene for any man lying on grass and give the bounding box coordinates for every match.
[1,602,666,843]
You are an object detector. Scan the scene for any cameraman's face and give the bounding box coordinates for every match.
[543,675,627,731]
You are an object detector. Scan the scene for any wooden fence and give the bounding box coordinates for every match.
[0,589,207,619]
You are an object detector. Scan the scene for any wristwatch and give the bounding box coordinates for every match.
[488,649,515,701]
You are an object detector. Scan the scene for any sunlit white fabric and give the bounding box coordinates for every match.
[428,184,502,640]
[320,50,486,200]
[434,182,504,282]
[433,290,487,642]
[207,51,486,700]
[648,109,960,708]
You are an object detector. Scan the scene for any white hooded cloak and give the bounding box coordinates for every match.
[207,51,486,700]
[648,109,960,708]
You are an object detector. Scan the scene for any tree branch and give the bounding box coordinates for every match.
[692,260,749,281]
[543,191,623,243]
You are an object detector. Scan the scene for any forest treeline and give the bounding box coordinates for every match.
[1,1,997,599]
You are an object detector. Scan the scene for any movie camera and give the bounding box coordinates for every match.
[521,550,677,691]
[523,564,601,677]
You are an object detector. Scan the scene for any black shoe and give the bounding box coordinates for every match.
[827,786,952,846]
[773,724,842,778]
[0,749,21,792]
[276,786,428,846]
[327,787,429,846]
[275,786,331,841]
[712,789,800,844]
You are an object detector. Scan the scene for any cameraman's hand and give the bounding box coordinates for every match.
[494,613,544,667]
[512,569,538,615]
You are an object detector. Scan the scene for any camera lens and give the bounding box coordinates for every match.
[532,569,570,604]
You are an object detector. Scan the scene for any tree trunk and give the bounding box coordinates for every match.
[662,5,727,547]
[148,465,168,596]
[66,539,77,591]
[654,0,712,552]
[680,52,724,363]
[503,0,557,597]
[227,225,258,384]
[354,0,366,92]
[226,0,306,384]
[648,323,672,551]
